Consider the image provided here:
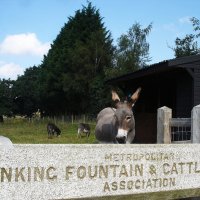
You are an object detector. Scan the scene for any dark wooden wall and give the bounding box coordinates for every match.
[134,113,157,143]
[109,56,200,143]
[194,67,200,106]
[175,71,193,117]
[118,68,194,143]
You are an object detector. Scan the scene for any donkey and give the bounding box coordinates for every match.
[77,123,90,138]
[47,123,61,139]
[95,88,141,144]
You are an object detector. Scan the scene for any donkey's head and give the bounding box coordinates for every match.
[112,88,141,142]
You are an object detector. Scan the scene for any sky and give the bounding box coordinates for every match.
[0,0,200,80]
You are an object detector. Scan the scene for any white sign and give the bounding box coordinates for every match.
[0,144,200,199]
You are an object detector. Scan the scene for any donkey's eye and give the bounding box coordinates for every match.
[126,116,132,121]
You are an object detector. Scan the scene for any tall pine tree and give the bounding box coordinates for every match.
[39,2,114,115]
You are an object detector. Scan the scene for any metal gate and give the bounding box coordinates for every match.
[170,118,191,143]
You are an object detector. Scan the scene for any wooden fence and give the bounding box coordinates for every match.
[25,114,96,125]
[157,105,200,144]
[170,118,191,143]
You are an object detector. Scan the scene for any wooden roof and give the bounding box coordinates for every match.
[107,54,200,84]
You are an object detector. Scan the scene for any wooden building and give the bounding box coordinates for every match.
[107,55,200,143]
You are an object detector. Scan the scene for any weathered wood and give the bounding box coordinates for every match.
[191,105,200,143]
[170,118,191,127]
[194,68,200,106]
[157,106,172,144]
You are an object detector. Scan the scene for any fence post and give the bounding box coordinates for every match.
[71,114,74,125]
[157,106,172,144]
[62,115,64,123]
[191,105,200,143]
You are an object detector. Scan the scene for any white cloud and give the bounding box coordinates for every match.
[163,23,178,33]
[0,33,50,56]
[179,16,191,24]
[0,62,24,80]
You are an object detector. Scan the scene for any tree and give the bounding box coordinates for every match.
[111,22,152,76]
[0,79,14,117]
[39,2,114,115]
[191,17,200,38]
[171,17,200,58]
[173,34,199,58]
[13,66,41,116]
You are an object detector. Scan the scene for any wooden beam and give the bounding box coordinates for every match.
[185,68,194,78]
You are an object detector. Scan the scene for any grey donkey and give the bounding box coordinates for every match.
[95,88,141,144]
[77,123,90,138]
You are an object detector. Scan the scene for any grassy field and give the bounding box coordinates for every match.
[78,189,200,200]
[0,118,96,144]
[1,118,200,199]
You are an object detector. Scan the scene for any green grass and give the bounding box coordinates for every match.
[0,118,96,144]
[77,188,200,200]
[1,118,200,199]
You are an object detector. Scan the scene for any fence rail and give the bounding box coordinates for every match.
[6,114,97,125]
[169,118,191,126]
[170,118,191,143]
[157,105,200,144]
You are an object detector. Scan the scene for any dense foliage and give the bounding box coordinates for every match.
[12,66,41,116]
[115,23,152,73]
[0,79,14,117]
[16,2,114,116]
[1,2,152,117]
[105,23,152,78]
[39,3,114,115]
[172,17,200,58]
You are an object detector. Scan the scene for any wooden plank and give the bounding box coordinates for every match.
[172,140,191,144]
[194,68,200,106]
[170,118,191,127]
[169,55,200,66]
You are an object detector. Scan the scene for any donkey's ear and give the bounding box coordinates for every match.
[111,90,120,103]
[130,87,142,106]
